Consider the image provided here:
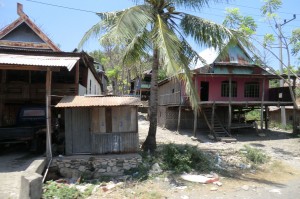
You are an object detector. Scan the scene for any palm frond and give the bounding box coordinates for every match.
[171,0,228,10]
[78,21,103,50]
[122,29,151,65]
[103,5,153,43]
[153,14,199,110]
[180,13,232,49]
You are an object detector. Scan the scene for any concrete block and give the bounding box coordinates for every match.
[20,173,43,199]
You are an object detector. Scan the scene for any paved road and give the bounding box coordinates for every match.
[0,144,40,199]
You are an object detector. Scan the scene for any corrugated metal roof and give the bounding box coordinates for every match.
[0,53,80,71]
[56,96,142,108]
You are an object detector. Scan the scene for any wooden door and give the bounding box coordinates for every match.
[71,108,91,154]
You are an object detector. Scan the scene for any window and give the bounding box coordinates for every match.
[244,82,259,97]
[221,81,237,97]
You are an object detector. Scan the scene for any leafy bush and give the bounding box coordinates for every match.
[159,143,213,173]
[242,145,269,164]
[43,181,94,199]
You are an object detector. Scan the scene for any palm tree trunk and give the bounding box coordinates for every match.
[142,48,159,153]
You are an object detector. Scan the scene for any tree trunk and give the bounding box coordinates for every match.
[142,48,159,153]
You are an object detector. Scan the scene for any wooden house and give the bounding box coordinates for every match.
[130,69,152,101]
[0,4,106,155]
[158,42,296,140]
[55,96,141,155]
[0,3,105,123]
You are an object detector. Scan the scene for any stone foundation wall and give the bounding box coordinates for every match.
[51,153,142,179]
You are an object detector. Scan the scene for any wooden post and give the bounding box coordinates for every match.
[46,68,52,159]
[177,106,181,132]
[75,61,79,95]
[265,105,269,130]
[292,77,297,134]
[228,76,232,134]
[0,70,6,126]
[211,103,215,135]
[177,81,182,132]
[193,108,197,137]
[193,77,198,137]
[260,78,265,131]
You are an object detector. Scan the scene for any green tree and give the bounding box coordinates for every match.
[79,0,242,152]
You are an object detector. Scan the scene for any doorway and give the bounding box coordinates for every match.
[200,81,209,101]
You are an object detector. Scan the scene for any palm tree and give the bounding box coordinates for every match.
[79,0,243,152]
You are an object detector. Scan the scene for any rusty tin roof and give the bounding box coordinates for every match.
[0,53,80,70]
[56,96,142,108]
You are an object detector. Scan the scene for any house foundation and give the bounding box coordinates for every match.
[51,153,142,179]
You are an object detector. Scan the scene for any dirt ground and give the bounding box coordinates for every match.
[89,115,300,199]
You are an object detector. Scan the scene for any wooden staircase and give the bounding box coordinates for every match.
[202,107,233,141]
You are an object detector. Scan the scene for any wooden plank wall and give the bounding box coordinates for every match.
[91,132,139,154]
[158,79,181,105]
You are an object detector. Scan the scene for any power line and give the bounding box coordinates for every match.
[25,0,98,14]
[25,0,300,29]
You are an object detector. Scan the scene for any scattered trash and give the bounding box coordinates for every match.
[241,185,249,191]
[181,173,219,184]
[238,163,251,169]
[210,187,218,191]
[213,181,222,186]
[191,136,198,141]
[269,189,281,194]
[101,181,123,192]
[181,195,189,199]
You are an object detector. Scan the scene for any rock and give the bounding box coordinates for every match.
[242,185,249,191]
[150,163,163,174]
[78,166,85,172]
[210,187,218,191]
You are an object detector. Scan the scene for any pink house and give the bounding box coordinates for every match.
[157,42,295,140]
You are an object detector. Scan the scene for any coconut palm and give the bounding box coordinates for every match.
[79,0,243,152]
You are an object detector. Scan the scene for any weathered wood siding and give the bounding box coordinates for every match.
[158,79,182,105]
[91,132,138,154]
[65,106,139,155]
[65,108,91,155]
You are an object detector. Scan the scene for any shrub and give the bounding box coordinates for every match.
[242,145,269,164]
[43,181,95,199]
[159,143,213,173]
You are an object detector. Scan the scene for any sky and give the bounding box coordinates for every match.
[0,0,299,70]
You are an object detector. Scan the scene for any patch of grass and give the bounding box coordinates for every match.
[241,145,269,164]
[269,121,293,130]
[159,143,214,173]
[43,181,81,199]
[43,181,95,199]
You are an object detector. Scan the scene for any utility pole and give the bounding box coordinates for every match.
[276,14,296,128]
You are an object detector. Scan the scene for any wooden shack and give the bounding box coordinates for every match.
[56,96,141,155]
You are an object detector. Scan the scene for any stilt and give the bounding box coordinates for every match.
[193,109,197,137]
[228,76,232,134]
[265,105,269,130]
[177,106,181,132]
[260,78,265,131]
[211,103,215,135]
[46,68,52,160]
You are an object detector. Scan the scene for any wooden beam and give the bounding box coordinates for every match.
[265,105,269,130]
[75,61,79,95]
[46,67,52,159]
[193,108,197,137]
[211,103,215,135]
[0,70,6,126]
[177,106,181,132]
[228,76,232,134]
[260,78,265,131]
[0,64,60,72]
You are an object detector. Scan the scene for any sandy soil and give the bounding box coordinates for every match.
[89,115,300,199]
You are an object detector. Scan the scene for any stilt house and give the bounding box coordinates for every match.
[158,42,295,140]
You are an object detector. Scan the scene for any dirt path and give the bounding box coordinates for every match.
[89,116,300,199]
